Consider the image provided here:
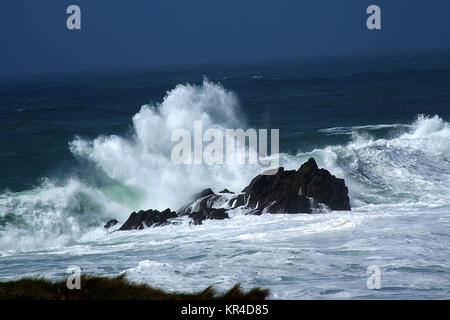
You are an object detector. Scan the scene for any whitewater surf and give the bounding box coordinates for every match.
[0,79,449,299]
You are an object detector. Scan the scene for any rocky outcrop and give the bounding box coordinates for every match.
[118,208,177,231]
[104,219,119,229]
[242,167,311,214]
[298,158,350,211]
[180,157,350,216]
[219,189,234,194]
[178,191,232,224]
[193,188,215,199]
[242,158,350,214]
[188,208,229,225]
[179,188,245,216]
[117,158,350,231]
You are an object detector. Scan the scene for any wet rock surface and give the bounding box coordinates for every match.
[118,158,350,230]
[118,208,177,231]
[104,219,119,229]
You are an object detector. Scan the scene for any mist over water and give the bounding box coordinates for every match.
[0,57,449,298]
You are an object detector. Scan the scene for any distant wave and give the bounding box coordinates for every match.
[318,123,410,135]
[292,114,450,208]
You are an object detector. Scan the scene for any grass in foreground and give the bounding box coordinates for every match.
[0,275,270,300]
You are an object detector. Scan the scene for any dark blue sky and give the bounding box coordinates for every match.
[1,0,449,76]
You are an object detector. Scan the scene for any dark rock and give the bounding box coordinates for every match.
[242,167,311,214]
[241,157,350,214]
[119,208,177,231]
[177,188,220,215]
[179,192,221,216]
[219,188,234,194]
[180,187,247,215]
[298,158,350,211]
[189,211,205,222]
[193,188,215,200]
[188,208,229,224]
[228,193,246,208]
[179,187,244,217]
[124,158,350,231]
[179,158,350,217]
[205,208,229,220]
[190,219,203,225]
[104,219,119,229]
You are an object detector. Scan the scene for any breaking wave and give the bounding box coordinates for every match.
[0,78,449,251]
[291,114,450,208]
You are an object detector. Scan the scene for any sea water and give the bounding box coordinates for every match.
[0,50,449,299]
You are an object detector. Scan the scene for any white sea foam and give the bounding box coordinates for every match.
[69,79,261,211]
[294,114,450,208]
[1,80,449,253]
[0,82,449,299]
[0,80,264,251]
[319,123,409,135]
[0,178,129,251]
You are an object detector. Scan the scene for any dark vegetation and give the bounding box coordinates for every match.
[0,275,269,300]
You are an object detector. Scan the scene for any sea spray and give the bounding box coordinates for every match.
[69,79,264,211]
[0,76,449,254]
[295,114,450,208]
[0,80,265,250]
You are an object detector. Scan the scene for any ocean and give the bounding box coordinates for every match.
[0,50,449,299]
